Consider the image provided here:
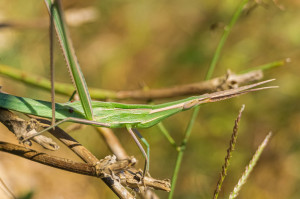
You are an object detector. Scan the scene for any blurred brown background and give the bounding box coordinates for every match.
[0,0,299,198]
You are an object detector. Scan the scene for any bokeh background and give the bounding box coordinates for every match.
[0,0,299,198]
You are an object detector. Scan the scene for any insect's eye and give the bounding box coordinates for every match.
[69,108,74,113]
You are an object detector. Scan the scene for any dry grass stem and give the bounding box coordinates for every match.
[229,132,272,199]
[213,105,245,199]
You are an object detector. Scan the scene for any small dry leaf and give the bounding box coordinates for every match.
[0,109,59,150]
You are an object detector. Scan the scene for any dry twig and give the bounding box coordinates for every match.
[0,64,263,100]
[0,109,171,198]
[115,70,263,100]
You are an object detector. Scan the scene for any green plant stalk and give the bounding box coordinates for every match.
[157,122,177,148]
[168,148,184,199]
[168,105,199,199]
[240,59,288,74]
[206,0,249,81]
[229,132,272,199]
[0,64,117,99]
[169,0,249,197]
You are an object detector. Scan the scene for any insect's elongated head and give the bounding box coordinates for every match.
[182,79,277,109]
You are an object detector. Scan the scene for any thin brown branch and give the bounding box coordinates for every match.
[0,141,170,191]
[29,116,102,164]
[0,141,98,176]
[96,127,129,160]
[0,64,263,101]
[37,119,128,164]
[114,70,263,100]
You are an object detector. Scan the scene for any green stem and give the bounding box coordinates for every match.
[240,59,289,74]
[206,0,249,81]
[168,148,184,199]
[169,106,200,198]
[157,122,177,148]
[0,64,117,99]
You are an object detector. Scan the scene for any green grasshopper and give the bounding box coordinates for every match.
[0,80,276,176]
[0,0,276,177]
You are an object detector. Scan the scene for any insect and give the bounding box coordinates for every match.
[0,0,277,177]
[0,79,276,175]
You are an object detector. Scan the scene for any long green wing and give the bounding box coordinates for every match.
[44,0,94,120]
